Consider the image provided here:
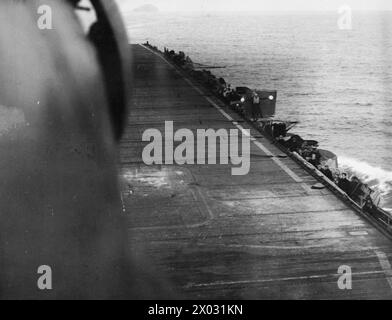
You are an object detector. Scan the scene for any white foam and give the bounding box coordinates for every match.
[339,156,392,198]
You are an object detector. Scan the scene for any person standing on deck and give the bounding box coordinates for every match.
[252,92,261,121]
[338,173,351,194]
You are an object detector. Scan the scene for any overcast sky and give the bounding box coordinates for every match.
[116,0,392,12]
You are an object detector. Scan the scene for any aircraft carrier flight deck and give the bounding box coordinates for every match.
[119,44,392,299]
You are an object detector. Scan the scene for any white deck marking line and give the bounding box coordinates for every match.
[193,186,215,221]
[120,191,126,212]
[375,250,392,290]
[349,231,369,236]
[152,240,340,250]
[185,270,386,289]
[141,44,307,188]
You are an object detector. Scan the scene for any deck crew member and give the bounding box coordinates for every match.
[251,92,260,120]
[308,148,321,167]
[338,173,351,194]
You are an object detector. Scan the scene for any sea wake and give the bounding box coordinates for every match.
[339,156,392,211]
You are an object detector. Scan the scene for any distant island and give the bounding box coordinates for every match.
[133,4,159,13]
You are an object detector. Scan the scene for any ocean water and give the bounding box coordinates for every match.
[125,11,392,210]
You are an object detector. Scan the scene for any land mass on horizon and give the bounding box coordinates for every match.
[133,4,159,12]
